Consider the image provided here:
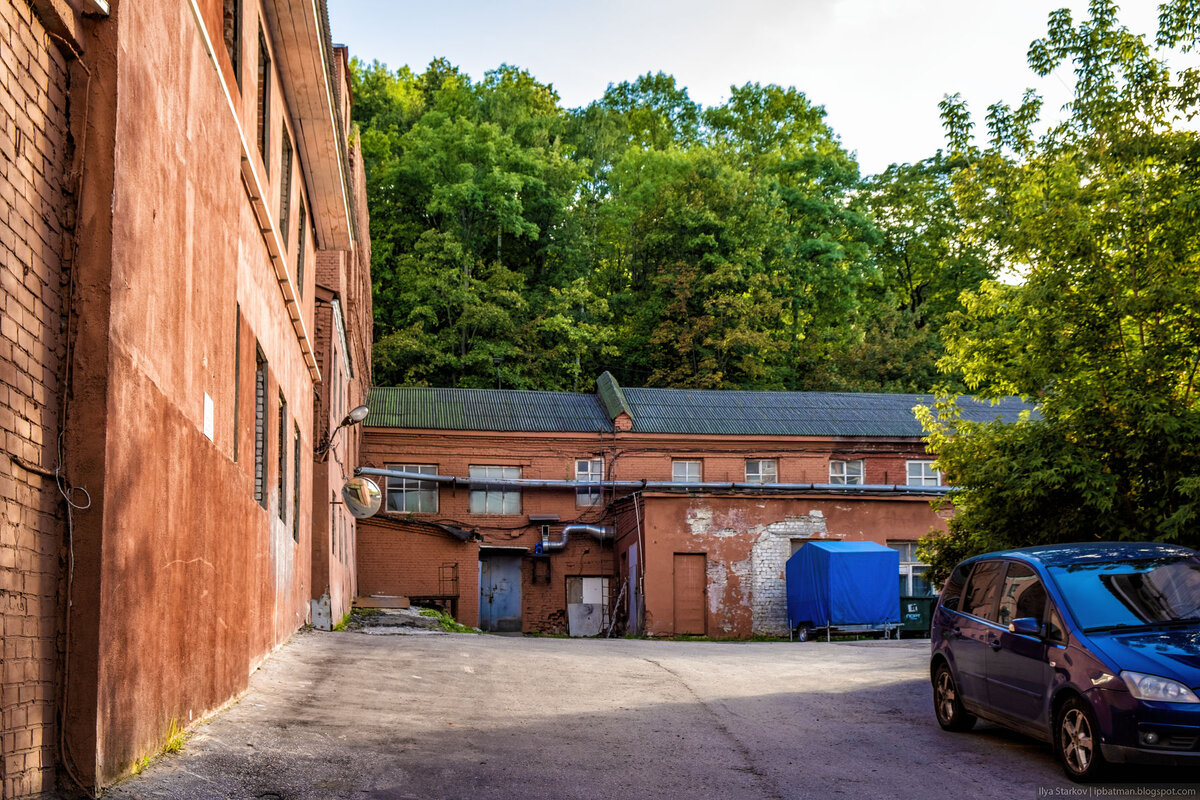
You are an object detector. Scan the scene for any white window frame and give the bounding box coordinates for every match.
[385,463,439,513]
[575,458,604,506]
[469,465,522,515]
[829,458,864,485]
[888,540,935,596]
[672,460,702,483]
[906,460,941,487]
[745,459,777,484]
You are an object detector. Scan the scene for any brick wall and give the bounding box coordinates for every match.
[750,515,827,635]
[358,522,480,626]
[0,2,71,796]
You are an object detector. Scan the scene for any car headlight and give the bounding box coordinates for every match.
[1120,671,1200,703]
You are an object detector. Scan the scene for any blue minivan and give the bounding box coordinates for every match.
[930,542,1200,781]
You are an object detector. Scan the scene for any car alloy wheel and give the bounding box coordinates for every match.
[1057,697,1107,782]
[933,663,975,732]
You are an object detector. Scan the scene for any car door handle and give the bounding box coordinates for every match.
[989,637,1002,651]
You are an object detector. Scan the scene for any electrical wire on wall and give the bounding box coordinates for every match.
[42,27,100,800]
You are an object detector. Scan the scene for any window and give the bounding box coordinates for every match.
[253,349,267,508]
[889,541,936,596]
[386,464,438,513]
[296,198,306,297]
[278,128,293,246]
[292,423,301,541]
[233,306,241,462]
[277,393,287,520]
[672,460,702,483]
[907,460,940,487]
[469,466,521,514]
[940,561,973,611]
[745,459,777,484]
[961,560,1005,620]
[997,562,1045,628]
[256,26,270,166]
[829,459,864,485]
[576,458,603,506]
[222,0,241,89]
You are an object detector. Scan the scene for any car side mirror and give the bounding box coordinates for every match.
[1009,617,1043,638]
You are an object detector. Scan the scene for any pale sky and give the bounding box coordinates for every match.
[328,1,1167,176]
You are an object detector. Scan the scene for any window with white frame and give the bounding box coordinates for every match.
[829,459,864,485]
[469,466,521,514]
[906,460,940,487]
[745,459,777,484]
[576,458,604,506]
[672,460,702,483]
[888,541,936,596]
[385,463,439,513]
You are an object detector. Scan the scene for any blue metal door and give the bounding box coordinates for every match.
[479,553,522,632]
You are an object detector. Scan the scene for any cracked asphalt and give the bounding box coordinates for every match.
[99,629,1171,799]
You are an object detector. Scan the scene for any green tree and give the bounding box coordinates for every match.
[353,60,607,389]
[918,0,1200,580]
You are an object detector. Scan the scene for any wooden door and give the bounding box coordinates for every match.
[673,553,707,635]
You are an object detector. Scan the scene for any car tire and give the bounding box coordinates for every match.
[932,662,976,732]
[1056,697,1108,782]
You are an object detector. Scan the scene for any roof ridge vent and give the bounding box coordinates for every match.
[596,371,634,428]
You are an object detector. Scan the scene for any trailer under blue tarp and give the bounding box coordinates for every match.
[786,541,900,630]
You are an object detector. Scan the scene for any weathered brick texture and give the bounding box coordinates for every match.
[0,2,70,796]
[750,515,827,635]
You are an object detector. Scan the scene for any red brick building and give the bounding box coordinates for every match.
[0,1,371,795]
[358,373,1027,638]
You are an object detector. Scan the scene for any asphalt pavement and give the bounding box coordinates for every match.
[98,628,1189,800]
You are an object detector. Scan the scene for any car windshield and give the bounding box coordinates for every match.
[1049,556,1200,632]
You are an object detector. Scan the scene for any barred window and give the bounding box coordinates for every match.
[256,27,270,166]
[253,349,267,508]
[292,423,301,541]
[277,393,287,520]
[296,198,307,297]
[222,0,241,89]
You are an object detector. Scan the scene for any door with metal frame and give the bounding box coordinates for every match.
[479,553,523,632]
[673,553,707,635]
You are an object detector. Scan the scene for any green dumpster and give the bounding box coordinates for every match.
[900,596,934,636]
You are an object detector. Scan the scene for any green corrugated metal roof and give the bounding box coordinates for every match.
[621,388,1029,436]
[365,381,1032,436]
[365,387,613,433]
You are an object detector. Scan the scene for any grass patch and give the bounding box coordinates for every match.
[417,607,478,633]
[162,718,187,754]
[332,611,352,631]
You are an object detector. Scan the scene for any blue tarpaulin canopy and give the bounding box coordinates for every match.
[786,541,900,629]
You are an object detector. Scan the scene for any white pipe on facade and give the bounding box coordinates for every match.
[356,467,953,496]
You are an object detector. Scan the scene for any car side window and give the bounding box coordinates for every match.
[1045,601,1068,644]
[939,562,973,611]
[997,562,1047,627]
[960,560,1005,620]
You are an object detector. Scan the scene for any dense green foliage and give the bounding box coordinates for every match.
[351,1,1200,571]
[352,64,993,391]
[917,0,1200,579]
